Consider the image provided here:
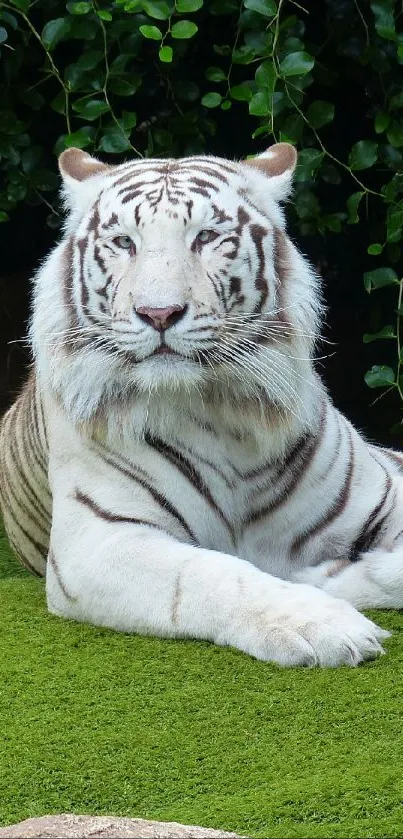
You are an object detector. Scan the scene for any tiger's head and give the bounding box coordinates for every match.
[31,144,321,426]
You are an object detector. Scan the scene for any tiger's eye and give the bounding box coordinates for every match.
[196,229,219,245]
[113,235,135,251]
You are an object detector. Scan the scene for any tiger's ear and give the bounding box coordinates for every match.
[58,148,112,214]
[242,143,297,202]
[59,148,111,183]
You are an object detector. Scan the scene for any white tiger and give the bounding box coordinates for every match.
[2,142,403,668]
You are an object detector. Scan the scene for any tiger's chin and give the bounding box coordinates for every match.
[133,352,209,393]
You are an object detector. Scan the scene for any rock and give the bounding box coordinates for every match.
[0,814,243,838]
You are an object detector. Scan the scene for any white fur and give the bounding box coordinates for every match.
[3,146,402,668]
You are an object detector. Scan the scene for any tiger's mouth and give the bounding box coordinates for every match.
[152,345,177,356]
[145,344,212,366]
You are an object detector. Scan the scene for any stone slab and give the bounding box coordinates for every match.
[0,814,243,838]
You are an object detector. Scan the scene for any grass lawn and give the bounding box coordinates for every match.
[1,522,403,839]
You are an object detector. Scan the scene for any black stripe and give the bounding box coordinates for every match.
[94,443,196,543]
[349,465,393,560]
[74,488,165,531]
[7,402,51,525]
[174,440,235,490]
[244,405,327,526]
[250,223,269,312]
[48,548,75,600]
[144,433,235,541]
[10,535,43,576]
[1,469,49,542]
[291,426,355,554]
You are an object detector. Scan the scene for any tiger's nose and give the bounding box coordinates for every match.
[135,304,187,332]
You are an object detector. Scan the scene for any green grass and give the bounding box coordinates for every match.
[1,525,403,838]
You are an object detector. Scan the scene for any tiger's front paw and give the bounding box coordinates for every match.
[227,582,389,668]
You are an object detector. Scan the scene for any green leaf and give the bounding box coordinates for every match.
[205,66,226,82]
[0,11,18,29]
[201,91,222,108]
[0,211,9,222]
[381,144,403,168]
[367,243,384,255]
[221,100,231,110]
[98,126,132,153]
[387,122,403,148]
[171,20,198,38]
[255,60,276,93]
[249,89,270,116]
[295,148,323,182]
[346,191,365,224]
[375,111,390,134]
[122,0,142,9]
[8,181,27,202]
[389,92,403,110]
[243,0,277,17]
[363,326,396,343]
[349,140,378,170]
[230,83,252,102]
[370,0,396,40]
[213,43,231,56]
[73,98,110,120]
[232,45,255,64]
[51,91,67,115]
[306,100,334,129]
[21,146,43,173]
[365,365,395,388]
[55,127,95,153]
[294,189,320,221]
[279,51,314,77]
[387,205,403,244]
[142,1,173,19]
[97,10,112,19]
[321,212,345,233]
[66,1,91,14]
[76,50,103,69]
[364,267,399,290]
[121,110,137,130]
[0,26,8,43]
[42,18,71,50]
[109,78,140,95]
[282,112,304,143]
[175,0,203,10]
[210,0,238,12]
[139,24,162,39]
[9,0,30,10]
[159,45,173,62]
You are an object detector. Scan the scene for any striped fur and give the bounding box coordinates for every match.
[1,142,402,667]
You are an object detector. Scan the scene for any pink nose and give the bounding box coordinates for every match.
[135,304,186,332]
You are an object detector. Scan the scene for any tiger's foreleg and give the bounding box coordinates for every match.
[291,475,403,610]
[292,547,403,610]
[47,498,389,668]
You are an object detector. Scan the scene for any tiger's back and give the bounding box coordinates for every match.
[0,371,51,576]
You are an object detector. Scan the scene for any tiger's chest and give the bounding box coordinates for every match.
[88,416,323,575]
[48,395,387,580]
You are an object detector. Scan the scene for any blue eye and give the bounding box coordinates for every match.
[196,229,219,244]
[113,235,135,251]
